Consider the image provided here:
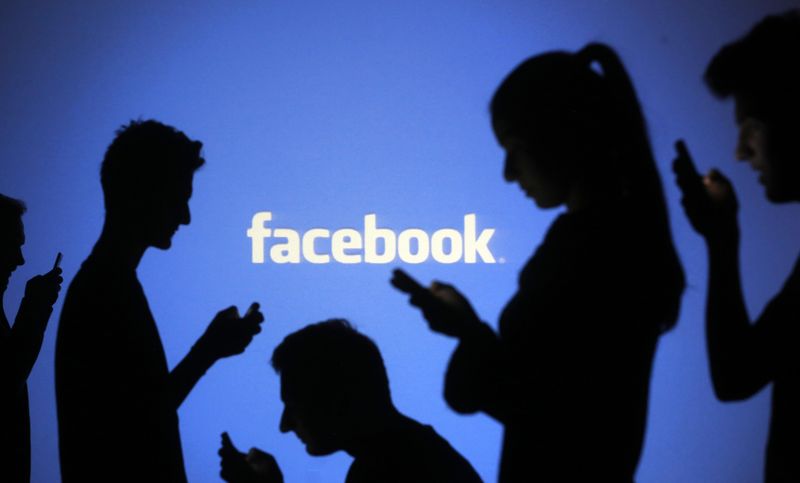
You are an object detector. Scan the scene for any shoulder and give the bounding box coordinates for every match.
[373,421,481,483]
[756,255,800,340]
[57,261,134,352]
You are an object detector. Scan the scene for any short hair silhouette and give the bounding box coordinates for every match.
[100,119,204,211]
[705,9,800,123]
[272,319,391,405]
[490,43,685,331]
[0,193,26,227]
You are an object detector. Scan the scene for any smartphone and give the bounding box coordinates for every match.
[391,269,426,297]
[53,252,63,270]
[674,140,700,178]
[221,432,234,449]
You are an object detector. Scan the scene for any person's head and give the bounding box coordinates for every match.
[0,194,26,292]
[705,10,800,202]
[491,43,654,210]
[492,43,685,332]
[100,119,204,249]
[271,319,392,456]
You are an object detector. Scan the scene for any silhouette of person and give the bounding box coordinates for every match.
[55,120,264,483]
[392,43,685,482]
[673,10,800,483]
[219,319,483,483]
[0,194,62,483]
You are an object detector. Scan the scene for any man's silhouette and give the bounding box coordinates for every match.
[0,194,62,483]
[674,10,800,483]
[219,319,483,483]
[56,120,264,483]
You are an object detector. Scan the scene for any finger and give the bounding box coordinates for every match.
[431,280,457,291]
[704,172,731,192]
[244,302,259,318]
[239,316,262,333]
[430,280,454,292]
[245,308,265,324]
[220,306,240,319]
[247,447,274,461]
[707,168,731,185]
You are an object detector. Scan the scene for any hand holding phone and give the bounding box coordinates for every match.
[390,269,481,338]
[201,303,264,360]
[391,268,426,297]
[672,139,738,242]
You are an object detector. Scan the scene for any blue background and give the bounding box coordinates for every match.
[2,1,800,481]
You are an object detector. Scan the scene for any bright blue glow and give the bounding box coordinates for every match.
[2,1,799,482]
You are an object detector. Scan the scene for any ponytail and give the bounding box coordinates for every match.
[576,43,686,333]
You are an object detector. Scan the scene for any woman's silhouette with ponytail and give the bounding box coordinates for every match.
[393,43,685,482]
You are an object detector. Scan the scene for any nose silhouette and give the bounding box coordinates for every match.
[180,203,191,226]
[279,406,294,433]
[504,153,518,182]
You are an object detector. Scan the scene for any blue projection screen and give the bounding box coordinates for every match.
[2,1,800,482]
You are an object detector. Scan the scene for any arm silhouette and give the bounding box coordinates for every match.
[1,267,61,392]
[392,269,536,424]
[168,304,264,409]
[444,324,520,423]
[674,140,773,400]
[218,432,283,483]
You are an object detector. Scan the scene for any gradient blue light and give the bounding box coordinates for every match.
[2,1,799,482]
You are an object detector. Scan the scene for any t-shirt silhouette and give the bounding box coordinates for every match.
[56,253,187,483]
[345,415,483,483]
[0,311,32,483]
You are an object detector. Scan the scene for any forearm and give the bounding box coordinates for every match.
[1,302,52,390]
[168,338,217,409]
[445,322,516,422]
[705,240,762,399]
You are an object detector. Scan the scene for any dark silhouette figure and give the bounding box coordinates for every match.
[219,319,483,483]
[55,120,264,483]
[673,10,800,483]
[0,194,62,483]
[392,43,685,482]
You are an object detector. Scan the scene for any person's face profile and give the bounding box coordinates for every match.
[0,217,25,291]
[734,97,798,202]
[278,374,344,457]
[494,122,569,209]
[142,174,193,250]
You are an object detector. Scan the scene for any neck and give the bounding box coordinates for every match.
[343,404,403,458]
[566,174,625,213]
[92,217,147,271]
